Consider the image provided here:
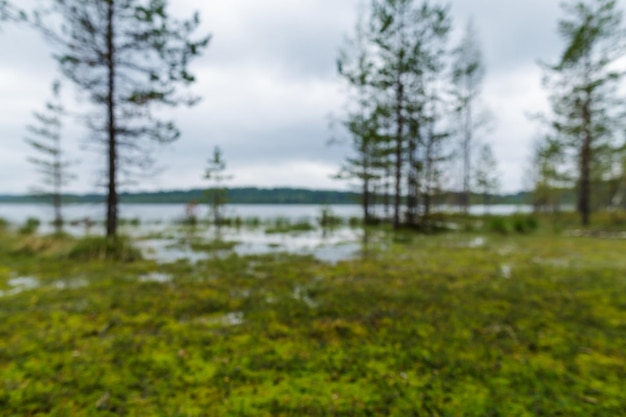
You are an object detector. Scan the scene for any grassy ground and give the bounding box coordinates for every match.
[1,225,626,415]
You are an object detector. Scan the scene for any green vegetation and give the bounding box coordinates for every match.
[36,0,210,238]
[265,217,315,234]
[534,0,626,226]
[68,236,142,262]
[1,216,626,415]
[18,217,41,235]
[204,146,232,226]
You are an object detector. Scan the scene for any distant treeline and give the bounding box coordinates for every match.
[0,188,359,205]
[0,187,535,205]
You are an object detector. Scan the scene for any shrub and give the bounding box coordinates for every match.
[348,216,362,227]
[244,216,261,228]
[318,206,342,228]
[512,214,539,234]
[19,217,41,235]
[487,216,510,235]
[118,217,141,227]
[68,236,142,262]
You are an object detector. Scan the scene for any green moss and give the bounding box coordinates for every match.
[1,230,626,415]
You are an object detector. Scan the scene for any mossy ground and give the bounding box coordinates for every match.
[1,224,626,415]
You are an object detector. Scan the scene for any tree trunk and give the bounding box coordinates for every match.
[53,136,62,234]
[580,112,592,226]
[393,80,404,229]
[461,101,472,215]
[106,1,118,238]
[579,59,592,227]
[53,189,62,234]
[384,166,391,219]
[406,136,417,226]
[423,134,434,224]
[362,175,370,223]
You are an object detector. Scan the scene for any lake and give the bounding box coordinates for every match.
[0,203,532,225]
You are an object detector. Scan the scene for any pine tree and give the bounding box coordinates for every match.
[542,0,626,225]
[336,10,386,224]
[37,0,210,238]
[25,81,74,234]
[204,146,232,226]
[368,0,451,228]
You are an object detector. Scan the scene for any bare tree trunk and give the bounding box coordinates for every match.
[53,189,61,234]
[423,132,434,223]
[393,79,404,229]
[106,1,118,238]
[406,135,417,226]
[53,135,62,234]
[580,100,592,226]
[579,58,592,227]
[461,100,472,215]
[363,175,370,223]
[384,165,391,219]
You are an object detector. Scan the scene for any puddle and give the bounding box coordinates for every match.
[136,238,209,263]
[500,264,512,279]
[8,276,39,289]
[0,276,40,297]
[467,237,486,248]
[139,273,173,283]
[309,243,361,264]
[53,279,89,290]
[136,224,364,264]
[1,276,94,297]
[533,257,571,268]
[221,312,244,326]
[497,245,516,256]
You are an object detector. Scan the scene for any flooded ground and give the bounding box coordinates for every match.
[133,222,367,263]
[0,202,531,263]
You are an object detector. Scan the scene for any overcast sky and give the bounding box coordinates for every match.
[0,0,564,194]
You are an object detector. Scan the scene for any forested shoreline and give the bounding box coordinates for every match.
[0,187,532,205]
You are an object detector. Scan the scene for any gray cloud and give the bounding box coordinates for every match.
[0,0,569,194]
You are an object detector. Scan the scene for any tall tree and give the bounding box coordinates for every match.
[542,0,625,226]
[369,0,451,228]
[25,81,74,234]
[38,0,210,238]
[451,19,487,215]
[336,10,387,224]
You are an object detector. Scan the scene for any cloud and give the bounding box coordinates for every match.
[0,0,570,194]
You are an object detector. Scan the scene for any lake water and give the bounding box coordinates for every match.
[0,203,532,225]
[0,203,533,263]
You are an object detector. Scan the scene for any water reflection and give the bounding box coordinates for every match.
[136,221,363,263]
